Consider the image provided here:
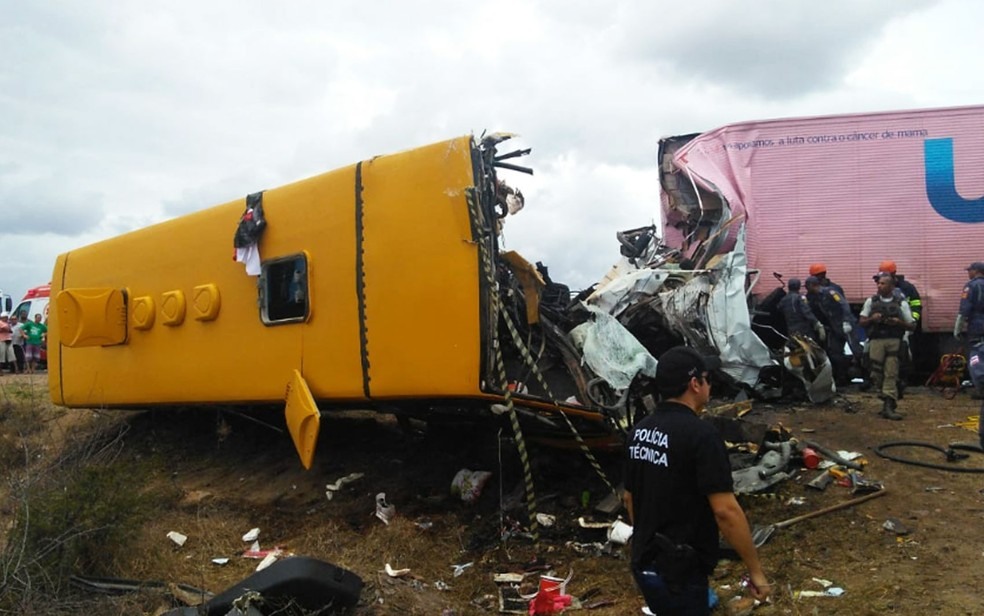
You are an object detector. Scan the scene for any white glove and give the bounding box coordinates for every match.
[954,315,965,340]
[815,323,826,343]
[842,322,852,335]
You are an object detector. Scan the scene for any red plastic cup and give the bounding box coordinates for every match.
[802,447,820,469]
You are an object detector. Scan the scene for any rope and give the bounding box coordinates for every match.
[468,176,619,539]
[498,306,617,497]
[493,334,539,541]
[467,188,539,542]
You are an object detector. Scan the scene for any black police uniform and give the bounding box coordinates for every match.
[625,402,732,583]
[778,292,820,339]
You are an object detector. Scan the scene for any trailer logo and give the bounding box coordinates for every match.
[925,137,984,223]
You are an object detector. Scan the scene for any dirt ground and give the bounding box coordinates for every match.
[3,373,984,615]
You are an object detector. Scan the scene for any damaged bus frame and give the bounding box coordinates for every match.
[48,134,659,468]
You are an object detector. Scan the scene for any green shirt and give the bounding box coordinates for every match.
[22,321,47,346]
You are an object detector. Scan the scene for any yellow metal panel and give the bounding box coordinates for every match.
[284,369,321,469]
[51,166,364,406]
[48,136,484,409]
[360,136,482,397]
[278,167,363,400]
[501,251,545,325]
[55,288,127,347]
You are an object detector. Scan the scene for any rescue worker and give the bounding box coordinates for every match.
[860,273,915,420]
[953,261,984,449]
[874,260,922,396]
[806,275,854,386]
[808,263,845,296]
[777,278,825,342]
[809,264,863,358]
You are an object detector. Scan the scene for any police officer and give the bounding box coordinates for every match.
[860,273,915,420]
[873,260,922,395]
[954,261,984,450]
[812,264,864,360]
[624,347,769,614]
[954,261,984,344]
[806,275,854,386]
[778,278,825,343]
[877,260,922,326]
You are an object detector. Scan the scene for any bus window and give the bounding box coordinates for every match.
[261,255,308,324]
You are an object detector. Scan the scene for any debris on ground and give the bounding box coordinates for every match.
[882,517,912,535]
[162,556,363,615]
[166,531,187,547]
[325,472,364,500]
[384,563,411,578]
[375,492,395,525]
[450,469,493,504]
[606,520,633,545]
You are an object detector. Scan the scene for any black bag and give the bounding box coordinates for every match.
[648,533,701,590]
[163,556,362,615]
[233,191,267,248]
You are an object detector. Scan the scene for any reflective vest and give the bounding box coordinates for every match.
[867,294,906,339]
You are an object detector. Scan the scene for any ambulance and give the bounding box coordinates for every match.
[14,284,50,323]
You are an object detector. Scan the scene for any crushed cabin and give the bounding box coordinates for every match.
[47,134,627,468]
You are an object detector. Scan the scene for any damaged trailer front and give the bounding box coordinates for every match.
[658,104,984,378]
[577,210,820,403]
[48,134,649,468]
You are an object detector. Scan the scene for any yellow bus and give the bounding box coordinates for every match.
[48,134,618,468]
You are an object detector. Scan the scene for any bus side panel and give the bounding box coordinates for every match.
[54,204,299,406]
[52,166,365,407]
[360,136,482,397]
[280,167,365,399]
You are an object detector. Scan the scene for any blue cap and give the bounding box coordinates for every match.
[805,275,821,286]
[967,262,984,272]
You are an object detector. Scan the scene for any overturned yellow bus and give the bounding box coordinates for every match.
[49,134,628,468]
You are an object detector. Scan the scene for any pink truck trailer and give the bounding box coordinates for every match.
[658,104,984,373]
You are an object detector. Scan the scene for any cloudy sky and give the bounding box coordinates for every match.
[1,0,978,301]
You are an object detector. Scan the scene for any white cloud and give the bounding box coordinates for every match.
[503,151,660,288]
[610,0,936,98]
[0,0,980,302]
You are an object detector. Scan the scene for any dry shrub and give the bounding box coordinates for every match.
[0,408,171,613]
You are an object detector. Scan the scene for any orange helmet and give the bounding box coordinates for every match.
[879,260,897,274]
[808,263,826,276]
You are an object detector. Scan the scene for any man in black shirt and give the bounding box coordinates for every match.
[624,346,769,614]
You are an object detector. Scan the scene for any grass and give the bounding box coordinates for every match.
[0,379,176,614]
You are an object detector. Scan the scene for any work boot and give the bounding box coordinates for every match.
[880,398,902,421]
